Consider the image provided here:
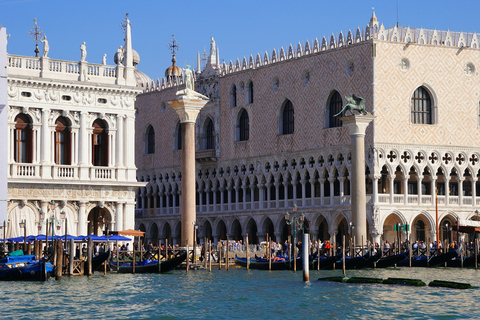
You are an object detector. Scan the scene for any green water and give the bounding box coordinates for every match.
[0,267,478,319]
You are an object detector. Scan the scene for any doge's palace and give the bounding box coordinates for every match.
[134,12,480,247]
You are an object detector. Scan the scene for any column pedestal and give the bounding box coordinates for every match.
[340,114,375,247]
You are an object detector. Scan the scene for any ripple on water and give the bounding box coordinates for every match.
[0,267,479,319]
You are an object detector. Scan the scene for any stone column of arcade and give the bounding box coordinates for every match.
[168,72,208,247]
[340,114,375,247]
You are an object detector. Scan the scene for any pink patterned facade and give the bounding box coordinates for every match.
[135,14,480,247]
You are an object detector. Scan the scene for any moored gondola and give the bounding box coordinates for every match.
[110,251,187,273]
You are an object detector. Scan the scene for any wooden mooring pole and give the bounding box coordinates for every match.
[87,238,93,276]
[246,233,249,271]
[208,240,212,272]
[342,235,346,276]
[69,238,74,275]
[186,241,189,273]
[226,235,229,271]
[55,239,63,280]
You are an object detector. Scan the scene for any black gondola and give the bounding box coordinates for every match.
[110,251,187,273]
[397,251,457,267]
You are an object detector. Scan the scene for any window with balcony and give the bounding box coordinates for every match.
[203,118,215,150]
[92,119,108,166]
[14,113,33,163]
[55,117,72,165]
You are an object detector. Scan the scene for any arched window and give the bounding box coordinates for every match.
[415,220,425,241]
[328,91,342,128]
[282,99,294,135]
[92,119,108,166]
[230,84,237,107]
[246,80,254,104]
[238,109,249,141]
[411,87,433,124]
[14,113,33,163]
[55,117,71,165]
[175,122,182,150]
[204,118,215,150]
[145,125,155,154]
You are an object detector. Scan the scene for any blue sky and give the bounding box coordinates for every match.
[1,0,479,80]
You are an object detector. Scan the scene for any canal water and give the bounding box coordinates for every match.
[1,267,478,319]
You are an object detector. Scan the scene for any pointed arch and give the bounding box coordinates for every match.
[145,124,155,154]
[411,86,435,124]
[327,90,342,128]
[237,108,249,141]
[280,99,294,135]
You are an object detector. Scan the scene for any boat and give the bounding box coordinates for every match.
[0,253,55,281]
[110,251,187,273]
[314,254,342,270]
[446,254,480,268]
[397,251,458,267]
[324,251,382,270]
[373,252,407,268]
[235,255,313,270]
[84,249,111,274]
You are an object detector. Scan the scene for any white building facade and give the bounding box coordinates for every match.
[6,16,145,238]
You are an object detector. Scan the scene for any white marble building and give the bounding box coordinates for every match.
[0,27,8,230]
[5,16,146,238]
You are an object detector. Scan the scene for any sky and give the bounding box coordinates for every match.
[1,0,479,81]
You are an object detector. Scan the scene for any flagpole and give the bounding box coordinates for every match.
[435,188,439,252]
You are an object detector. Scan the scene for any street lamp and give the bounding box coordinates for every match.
[285,205,305,258]
[192,221,199,264]
[19,219,27,253]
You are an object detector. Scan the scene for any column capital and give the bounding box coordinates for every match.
[168,96,209,123]
[339,114,376,136]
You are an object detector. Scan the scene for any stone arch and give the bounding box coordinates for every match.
[215,219,227,241]
[87,205,112,236]
[149,222,159,245]
[410,212,434,242]
[245,217,258,244]
[231,219,242,241]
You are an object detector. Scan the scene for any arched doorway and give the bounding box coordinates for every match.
[150,223,159,245]
[246,218,258,244]
[162,222,172,245]
[87,206,111,236]
[232,219,242,241]
[203,220,213,243]
[440,215,456,244]
[217,220,227,241]
[412,214,431,243]
[317,215,329,241]
[336,217,348,245]
[263,218,275,242]
[382,213,403,243]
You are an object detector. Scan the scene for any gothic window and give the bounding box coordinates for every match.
[328,91,342,128]
[203,118,215,150]
[175,122,182,150]
[92,119,108,166]
[14,113,33,163]
[246,80,254,104]
[230,84,237,107]
[54,117,71,165]
[411,86,433,124]
[238,109,249,141]
[281,99,294,134]
[145,125,155,154]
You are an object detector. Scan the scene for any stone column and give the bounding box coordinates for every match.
[124,202,135,230]
[472,177,477,206]
[115,202,124,231]
[40,108,52,178]
[403,174,410,204]
[340,114,375,247]
[168,94,208,246]
[78,201,87,236]
[40,201,48,235]
[78,111,89,179]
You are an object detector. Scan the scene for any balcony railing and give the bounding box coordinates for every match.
[137,191,480,218]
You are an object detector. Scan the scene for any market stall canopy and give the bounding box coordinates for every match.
[111,229,145,237]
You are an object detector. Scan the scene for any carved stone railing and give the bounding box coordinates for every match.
[91,167,114,180]
[11,163,40,177]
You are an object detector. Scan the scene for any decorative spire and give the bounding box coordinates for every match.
[29,18,44,57]
[165,34,182,80]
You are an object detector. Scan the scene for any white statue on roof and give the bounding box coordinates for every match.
[175,65,208,100]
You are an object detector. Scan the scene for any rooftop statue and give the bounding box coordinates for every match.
[334,94,369,117]
[80,41,87,62]
[175,65,208,100]
[40,35,49,58]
